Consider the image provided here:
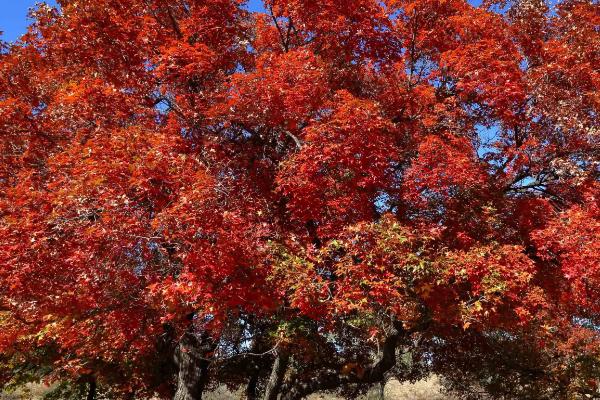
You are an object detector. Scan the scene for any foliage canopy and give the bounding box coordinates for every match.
[0,0,598,399]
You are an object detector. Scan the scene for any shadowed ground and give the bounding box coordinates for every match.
[2,377,454,400]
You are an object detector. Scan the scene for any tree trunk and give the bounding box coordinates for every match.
[173,332,215,400]
[245,322,267,400]
[263,350,289,400]
[86,378,96,400]
[246,371,259,400]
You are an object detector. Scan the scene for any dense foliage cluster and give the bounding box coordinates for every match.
[0,0,598,399]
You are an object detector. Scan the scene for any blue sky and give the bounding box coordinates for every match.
[1,0,264,43]
[247,0,265,12]
[0,0,55,42]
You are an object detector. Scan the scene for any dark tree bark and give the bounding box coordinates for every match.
[280,319,416,400]
[263,350,290,400]
[86,378,97,400]
[173,331,216,400]
[246,370,260,400]
[243,318,269,400]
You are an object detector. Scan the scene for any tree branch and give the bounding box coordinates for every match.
[167,6,183,40]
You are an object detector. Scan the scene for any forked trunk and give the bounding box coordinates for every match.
[173,332,215,400]
[263,350,289,400]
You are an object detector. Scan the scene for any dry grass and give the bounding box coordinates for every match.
[203,376,454,400]
[0,383,53,400]
[2,376,454,399]
[383,377,453,400]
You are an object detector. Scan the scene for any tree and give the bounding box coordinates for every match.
[0,0,598,399]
